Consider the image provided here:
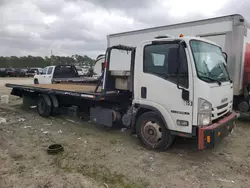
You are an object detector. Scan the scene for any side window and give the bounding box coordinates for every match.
[42,67,48,75]
[144,43,188,88]
[47,67,53,75]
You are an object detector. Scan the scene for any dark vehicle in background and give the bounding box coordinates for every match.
[5,68,15,77]
[14,68,28,77]
[0,68,7,77]
[25,68,42,77]
[0,67,43,77]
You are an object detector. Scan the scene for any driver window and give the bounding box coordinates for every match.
[47,67,53,75]
[144,43,189,88]
[42,67,48,75]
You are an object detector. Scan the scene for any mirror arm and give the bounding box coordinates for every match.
[223,52,228,62]
[176,41,182,90]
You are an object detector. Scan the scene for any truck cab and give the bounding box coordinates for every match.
[107,36,236,150]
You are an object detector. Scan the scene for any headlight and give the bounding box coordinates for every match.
[198,98,212,126]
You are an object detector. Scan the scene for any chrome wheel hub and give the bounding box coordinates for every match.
[143,121,162,143]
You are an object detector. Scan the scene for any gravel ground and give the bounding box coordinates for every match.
[0,77,33,87]
[0,78,250,188]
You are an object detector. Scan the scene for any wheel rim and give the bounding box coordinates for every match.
[142,121,162,145]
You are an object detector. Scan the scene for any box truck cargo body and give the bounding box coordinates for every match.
[107,14,250,103]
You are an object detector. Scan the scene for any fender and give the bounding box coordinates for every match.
[34,75,40,82]
[132,104,169,129]
[132,103,193,138]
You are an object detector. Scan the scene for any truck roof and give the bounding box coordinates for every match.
[149,36,221,48]
[109,14,248,38]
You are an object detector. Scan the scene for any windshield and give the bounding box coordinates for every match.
[190,40,230,83]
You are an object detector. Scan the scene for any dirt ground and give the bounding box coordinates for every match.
[0,78,250,188]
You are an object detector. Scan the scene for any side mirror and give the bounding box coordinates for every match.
[223,52,228,63]
[182,89,189,101]
[176,41,189,101]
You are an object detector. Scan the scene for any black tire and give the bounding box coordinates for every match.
[37,95,52,117]
[47,144,64,154]
[34,79,39,84]
[50,95,60,116]
[136,111,174,150]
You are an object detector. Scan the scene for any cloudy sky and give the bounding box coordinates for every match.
[0,0,249,58]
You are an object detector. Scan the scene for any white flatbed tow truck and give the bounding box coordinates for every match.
[6,36,236,150]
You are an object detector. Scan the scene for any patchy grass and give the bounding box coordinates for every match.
[77,164,149,188]
[51,155,149,188]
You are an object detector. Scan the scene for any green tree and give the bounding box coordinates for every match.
[0,54,95,68]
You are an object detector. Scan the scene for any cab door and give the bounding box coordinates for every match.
[44,66,54,84]
[134,40,194,134]
[39,67,48,84]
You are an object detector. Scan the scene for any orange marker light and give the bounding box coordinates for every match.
[179,34,184,37]
[218,132,221,136]
[207,136,211,143]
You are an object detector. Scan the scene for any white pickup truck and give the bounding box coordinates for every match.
[34,65,98,84]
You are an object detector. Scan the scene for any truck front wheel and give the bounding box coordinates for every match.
[136,112,174,150]
[37,95,52,117]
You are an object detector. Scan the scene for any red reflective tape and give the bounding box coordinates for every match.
[179,133,186,137]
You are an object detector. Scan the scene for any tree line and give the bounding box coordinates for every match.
[0,54,96,68]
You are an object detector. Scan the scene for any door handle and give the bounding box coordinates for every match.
[141,87,147,99]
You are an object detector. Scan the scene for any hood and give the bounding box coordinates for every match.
[209,82,233,120]
[209,82,233,107]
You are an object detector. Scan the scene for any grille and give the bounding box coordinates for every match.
[218,110,227,116]
[212,102,232,120]
[217,103,228,110]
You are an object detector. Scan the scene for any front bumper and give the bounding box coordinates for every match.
[198,112,237,150]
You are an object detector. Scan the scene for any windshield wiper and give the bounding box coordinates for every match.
[199,76,222,86]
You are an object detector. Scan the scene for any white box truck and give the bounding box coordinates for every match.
[107,14,250,113]
[6,15,238,150]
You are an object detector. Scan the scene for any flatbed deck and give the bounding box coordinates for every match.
[26,84,101,93]
[5,83,129,101]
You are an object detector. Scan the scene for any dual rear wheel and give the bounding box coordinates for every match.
[37,95,52,117]
[37,95,59,117]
